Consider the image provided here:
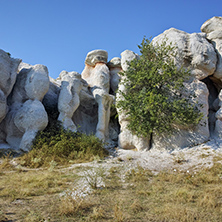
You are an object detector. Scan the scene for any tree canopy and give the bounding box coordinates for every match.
[117,38,202,138]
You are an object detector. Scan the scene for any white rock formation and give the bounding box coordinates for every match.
[152,28,217,80]
[2,16,222,152]
[117,50,150,151]
[81,50,114,141]
[201,16,222,80]
[0,50,21,123]
[3,64,49,151]
[57,71,85,132]
[107,57,122,94]
[152,80,209,150]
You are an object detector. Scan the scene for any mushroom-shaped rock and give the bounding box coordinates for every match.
[85,49,108,66]
[58,71,85,132]
[107,57,122,94]
[201,16,222,79]
[116,50,150,151]
[152,28,217,80]
[201,16,222,33]
[81,49,114,141]
[82,49,110,92]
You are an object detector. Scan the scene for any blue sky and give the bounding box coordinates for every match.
[1,0,222,79]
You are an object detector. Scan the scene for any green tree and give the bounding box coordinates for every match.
[117,38,202,138]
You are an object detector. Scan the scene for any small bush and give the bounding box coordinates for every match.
[19,122,108,168]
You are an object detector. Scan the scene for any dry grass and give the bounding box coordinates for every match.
[1,152,222,221]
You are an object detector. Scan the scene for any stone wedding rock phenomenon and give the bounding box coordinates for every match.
[1,16,222,152]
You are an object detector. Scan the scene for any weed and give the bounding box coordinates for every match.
[0,210,8,221]
[59,190,92,216]
[125,165,153,182]
[90,206,105,220]
[113,203,125,222]
[83,167,106,189]
[130,199,143,213]
[0,152,14,170]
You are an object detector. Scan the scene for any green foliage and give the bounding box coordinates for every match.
[19,122,108,168]
[117,38,203,137]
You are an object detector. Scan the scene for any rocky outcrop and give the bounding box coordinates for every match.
[0,63,49,152]
[201,17,222,80]
[81,50,114,141]
[107,57,122,94]
[2,16,222,152]
[152,28,217,80]
[0,50,21,123]
[57,71,85,132]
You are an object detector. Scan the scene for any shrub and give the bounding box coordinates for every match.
[19,121,108,168]
[117,38,203,137]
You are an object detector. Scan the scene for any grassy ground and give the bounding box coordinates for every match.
[1,151,222,222]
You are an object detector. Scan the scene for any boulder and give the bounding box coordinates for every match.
[85,49,108,67]
[152,28,217,80]
[14,100,48,151]
[201,16,222,79]
[9,64,49,105]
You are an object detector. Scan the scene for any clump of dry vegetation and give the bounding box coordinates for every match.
[18,121,108,168]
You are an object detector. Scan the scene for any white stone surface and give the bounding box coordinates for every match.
[201,16,222,79]
[58,71,85,132]
[107,57,122,94]
[14,100,48,151]
[84,49,108,67]
[152,80,210,150]
[81,49,114,141]
[2,63,49,151]
[0,50,21,96]
[152,28,217,80]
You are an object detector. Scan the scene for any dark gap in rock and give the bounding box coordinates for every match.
[201,76,219,137]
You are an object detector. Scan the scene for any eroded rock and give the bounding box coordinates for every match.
[152,28,217,80]
[201,16,222,80]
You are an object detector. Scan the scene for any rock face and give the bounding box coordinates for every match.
[107,57,122,94]
[81,50,114,141]
[201,17,222,80]
[2,16,222,152]
[152,80,209,150]
[152,28,217,80]
[0,62,49,152]
[57,71,85,132]
[0,50,21,124]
